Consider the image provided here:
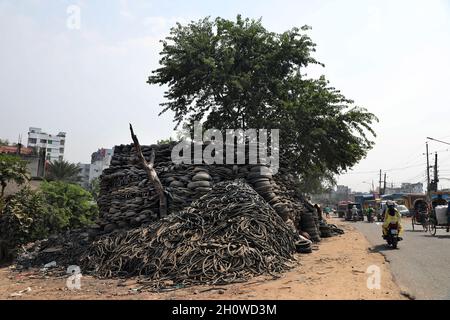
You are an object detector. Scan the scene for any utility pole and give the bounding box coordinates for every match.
[379,170,382,196]
[433,152,439,191]
[383,173,387,195]
[426,142,430,198]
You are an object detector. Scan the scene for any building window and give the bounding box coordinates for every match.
[59,148,64,153]
[59,156,63,161]
[47,148,52,152]
[40,139,47,144]
[48,140,52,144]
[28,138,37,144]
[60,140,65,145]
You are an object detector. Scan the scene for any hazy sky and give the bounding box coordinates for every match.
[1,0,450,192]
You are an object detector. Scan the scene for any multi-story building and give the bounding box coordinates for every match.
[384,182,424,195]
[77,163,91,189]
[89,148,113,183]
[78,148,113,188]
[27,127,66,162]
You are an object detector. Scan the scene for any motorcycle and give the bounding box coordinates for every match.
[367,212,374,223]
[384,222,401,249]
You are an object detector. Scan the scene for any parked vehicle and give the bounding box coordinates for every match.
[397,205,411,217]
[337,202,349,218]
[428,204,450,236]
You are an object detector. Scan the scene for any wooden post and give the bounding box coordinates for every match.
[129,124,167,218]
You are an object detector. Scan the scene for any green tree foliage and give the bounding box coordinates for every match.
[0,139,9,146]
[88,177,100,200]
[0,154,30,198]
[0,182,98,260]
[40,181,98,230]
[157,137,175,145]
[45,159,81,183]
[148,15,377,187]
[0,187,50,249]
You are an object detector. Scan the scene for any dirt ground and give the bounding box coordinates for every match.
[0,218,406,300]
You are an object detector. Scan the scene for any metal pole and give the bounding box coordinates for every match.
[379,169,382,196]
[434,152,438,191]
[426,142,430,199]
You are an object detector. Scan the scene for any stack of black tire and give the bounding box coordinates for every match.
[187,169,213,194]
[300,211,321,242]
[319,221,333,238]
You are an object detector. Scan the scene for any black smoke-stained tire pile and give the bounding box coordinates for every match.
[80,180,299,289]
[300,211,321,242]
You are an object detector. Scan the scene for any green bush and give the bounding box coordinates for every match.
[40,181,98,230]
[0,187,49,248]
[0,181,98,260]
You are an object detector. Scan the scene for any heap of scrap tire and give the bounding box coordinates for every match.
[96,142,341,243]
[16,141,344,288]
[81,180,298,288]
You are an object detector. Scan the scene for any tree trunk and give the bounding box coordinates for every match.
[0,181,6,199]
[129,124,167,218]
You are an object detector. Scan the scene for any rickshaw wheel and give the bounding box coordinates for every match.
[422,218,429,232]
[428,220,437,236]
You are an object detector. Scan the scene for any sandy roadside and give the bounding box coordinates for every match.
[0,218,406,300]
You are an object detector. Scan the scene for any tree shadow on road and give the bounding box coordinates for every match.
[423,234,450,239]
[405,229,427,233]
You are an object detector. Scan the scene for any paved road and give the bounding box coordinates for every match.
[353,217,450,300]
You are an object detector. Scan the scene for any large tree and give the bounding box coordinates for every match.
[148,15,377,183]
[45,159,81,183]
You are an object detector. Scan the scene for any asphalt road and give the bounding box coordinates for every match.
[353,217,450,300]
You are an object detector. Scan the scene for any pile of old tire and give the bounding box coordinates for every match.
[300,211,321,242]
[319,222,333,238]
[187,168,212,194]
[295,238,312,253]
[327,224,345,235]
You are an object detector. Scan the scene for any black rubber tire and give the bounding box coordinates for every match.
[429,220,437,236]
[392,238,398,249]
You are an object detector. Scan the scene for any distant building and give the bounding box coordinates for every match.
[77,163,91,189]
[27,127,66,162]
[89,148,113,183]
[385,182,423,194]
[78,148,113,189]
[336,185,352,195]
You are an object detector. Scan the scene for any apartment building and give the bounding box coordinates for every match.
[78,148,113,188]
[27,127,66,162]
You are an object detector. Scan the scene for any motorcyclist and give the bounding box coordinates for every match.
[366,205,374,222]
[382,201,403,240]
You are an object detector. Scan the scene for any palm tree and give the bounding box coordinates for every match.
[45,159,81,183]
[0,155,30,198]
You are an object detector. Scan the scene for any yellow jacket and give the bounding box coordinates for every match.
[382,208,403,236]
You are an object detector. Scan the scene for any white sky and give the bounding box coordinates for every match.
[1,0,450,192]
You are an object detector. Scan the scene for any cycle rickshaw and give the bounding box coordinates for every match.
[411,199,429,231]
[428,199,450,236]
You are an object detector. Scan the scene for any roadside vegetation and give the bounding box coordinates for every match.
[0,155,98,261]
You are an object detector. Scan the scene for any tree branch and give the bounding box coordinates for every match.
[129,124,167,218]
